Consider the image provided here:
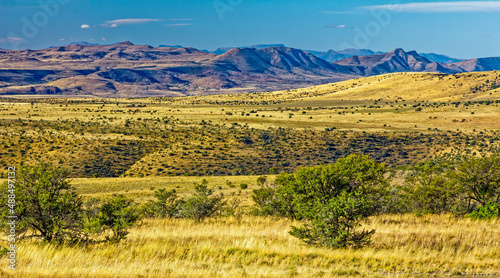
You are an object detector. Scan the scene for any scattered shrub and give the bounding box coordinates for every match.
[179,179,227,222]
[90,195,141,243]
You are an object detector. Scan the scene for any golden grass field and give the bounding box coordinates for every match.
[0,175,499,277]
[70,175,271,206]
[1,71,500,277]
[2,71,500,133]
[1,213,499,277]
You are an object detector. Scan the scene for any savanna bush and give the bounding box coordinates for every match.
[0,163,85,244]
[401,159,460,214]
[255,154,389,248]
[142,189,183,218]
[87,195,141,243]
[179,179,227,222]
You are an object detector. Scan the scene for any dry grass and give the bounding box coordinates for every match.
[1,215,498,277]
[71,175,272,206]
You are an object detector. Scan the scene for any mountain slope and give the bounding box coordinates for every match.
[1,42,500,97]
[0,43,359,97]
[333,49,465,76]
[420,53,464,64]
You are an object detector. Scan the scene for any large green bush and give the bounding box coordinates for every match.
[401,160,460,214]
[0,163,85,243]
[276,154,388,248]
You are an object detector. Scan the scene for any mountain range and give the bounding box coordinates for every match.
[0,41,498,97]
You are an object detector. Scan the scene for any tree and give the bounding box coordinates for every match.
[277,155,387,248]
[454,155,500,213]
[402,160,460,214]
[2,163,84,243]
[289,191,375,248]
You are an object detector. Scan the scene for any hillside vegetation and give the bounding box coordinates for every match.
[1,71,500,277]
[1,71,500,178]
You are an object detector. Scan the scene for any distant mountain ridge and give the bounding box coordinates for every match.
[52,41,465,64]
[332,48,498,76]
[0,42,498,97]
[209,44,287,55]
[419,53,464,64]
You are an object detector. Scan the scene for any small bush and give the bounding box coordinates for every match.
[90,195,141,243]
[251,185,295,218]
[239,183,248,190]
[144,189,183,218]
[180,180,226,222]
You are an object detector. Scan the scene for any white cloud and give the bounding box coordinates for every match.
[166,23,194,27]
[81,24,90,29]
[0,37,25,43]
[101,23,118,28]
[59,38,65,41]
[362,1,500,13]
[8,37,24,42]
[105,18,161,25]
[325,24,348,29]
[167,18,193,21]
[101,18,192,28]
[101,37,107,41]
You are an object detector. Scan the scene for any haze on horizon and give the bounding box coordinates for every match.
[1,0,500,59]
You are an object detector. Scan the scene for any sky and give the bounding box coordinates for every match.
[1,0,500,59]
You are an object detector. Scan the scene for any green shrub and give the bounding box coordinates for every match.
[90,195,141,243]
[455,155,500,212]
[144,189,183,218]
[239,183,248,190]
[289,191,375,248]
[278,154,387,248]
[180,179,226,222]
[467,202,499,220]
[0,163,85,244]
[251,185,295,218]
[401,160,460,214]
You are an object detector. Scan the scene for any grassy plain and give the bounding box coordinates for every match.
[1,71,500,178]
[1,71,500,277]
[1,213,499,277]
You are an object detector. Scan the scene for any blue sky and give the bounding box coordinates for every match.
[1,0,500,59]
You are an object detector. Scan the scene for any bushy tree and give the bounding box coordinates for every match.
[289,191,375,248]
[277,155,388,248]
[1,163,85,243]
[402,160,460,214]
[454,155,500,213]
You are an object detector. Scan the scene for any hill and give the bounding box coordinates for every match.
[1,42,500,98]
[0,43,359,97]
